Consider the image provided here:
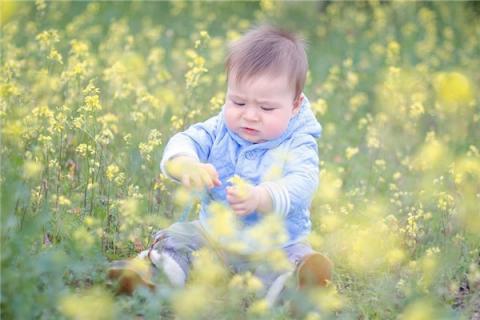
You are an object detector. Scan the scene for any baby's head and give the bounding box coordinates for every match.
[224,25,308,143]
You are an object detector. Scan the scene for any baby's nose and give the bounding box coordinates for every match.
[243,107,259,121]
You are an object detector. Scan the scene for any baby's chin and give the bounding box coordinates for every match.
[237,132,266,144]
[240,132,278,144]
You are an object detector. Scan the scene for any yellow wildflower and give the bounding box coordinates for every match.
[84,94,102,112]
[70,39,89,56]
[0,0,17,23]
[434,72,474,108]
[248,298,269,316]
[106,164,119,182]
[73,227,94,248]
[207,202,237,238]
[399,299,436,320]
[48,48,63,64]
[59,287,115,320]
[23,160,43,179]
[409,101,425,118]
[349,92,368,112]
[228,174,250,199]
[312,98,328,116]
[309,286,344,312]
[345,147,359,160]
[173,286,210,319]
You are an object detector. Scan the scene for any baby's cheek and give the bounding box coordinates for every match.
[265,120,288,139]
[224,105,238,131]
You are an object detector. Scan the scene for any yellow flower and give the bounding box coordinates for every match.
[209,92,225,111]
[48,48,63,64]
[246,273,264,291]
[59,287,115,320]
[57,195,71,206]
[23,160,43,179]
[106,164,119,181]
[387,40,400,64]
[84,94,102,112]
[207,202,237,238]
[312,98,328,116]
[317,169,342,201]
[264,249,292,271]
[0,0,17,24]
[349,92,368,112]
[170,115,184,130]
[228,174,250,199]
[386,248,405,266]
[260,0,275,13]
[229,271,263,292]
[345,147,359,160]
[434,72,474,108]
[413,137,449,171]
[409,101,424,118]
[320,213,341,233]
[399,299,436,320]
[190,248,228,285]
[263,163,283,181]
[96,128,114,145]
[247,214,288,250]
[76,144,94,157]
[173,286,210,319]
[309,286,344,312]
[307,232,324,250]
[73,227,94,248]
[70,39,89,56]
[36,29,60,49]
[185,49,208,89]
[374,159,386,170]
[346,71,359,89]
[248,299,269,316]
[304,312,322,320]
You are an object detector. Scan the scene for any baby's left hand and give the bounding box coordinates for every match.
[226,183,259,216]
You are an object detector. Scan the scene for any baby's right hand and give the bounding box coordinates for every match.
[165,156,221,190]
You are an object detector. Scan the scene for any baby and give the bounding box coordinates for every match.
[109,25,332,305]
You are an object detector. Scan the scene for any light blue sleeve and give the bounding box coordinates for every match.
[262,135,319,217]
[160,115,219,177]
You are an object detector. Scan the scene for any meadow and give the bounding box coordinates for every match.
[1,1,479,319]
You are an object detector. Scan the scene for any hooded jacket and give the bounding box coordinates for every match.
[160,95,322,250]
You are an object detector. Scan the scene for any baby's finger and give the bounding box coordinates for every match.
[226,193,242,205]
[233,207,247,216]
[181,175,191,188]
[231,203,245,212]
[199,170,214,189]
[203,163,218,177]
[213,176,222,187]
[190,174,203,190]
[205,165,222,186]
[226,187,239,199]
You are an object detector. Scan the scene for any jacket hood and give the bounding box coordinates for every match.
[222,95,322,149]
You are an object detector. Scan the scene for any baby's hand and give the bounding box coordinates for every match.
[226,175,259,216]
[165,156,221,190]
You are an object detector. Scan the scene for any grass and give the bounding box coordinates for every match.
[1,1,479,319]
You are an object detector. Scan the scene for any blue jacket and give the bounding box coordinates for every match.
[161,95,322,249]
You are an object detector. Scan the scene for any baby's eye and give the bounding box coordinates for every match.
[233,101,245,106]
[261,106,275,111]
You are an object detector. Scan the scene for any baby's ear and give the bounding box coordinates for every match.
[292,94,304,115]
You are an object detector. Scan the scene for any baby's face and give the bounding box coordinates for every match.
[224,72,302,143]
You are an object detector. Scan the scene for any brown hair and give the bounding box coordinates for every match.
[225,25,308,99]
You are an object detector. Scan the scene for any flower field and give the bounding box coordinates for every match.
[1,1,479,319]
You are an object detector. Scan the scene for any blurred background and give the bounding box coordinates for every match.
[1,1,479,319]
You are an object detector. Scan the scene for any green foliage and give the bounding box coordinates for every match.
[1,1,479,319]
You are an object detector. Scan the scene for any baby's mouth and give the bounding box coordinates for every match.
[241,127,259,134]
